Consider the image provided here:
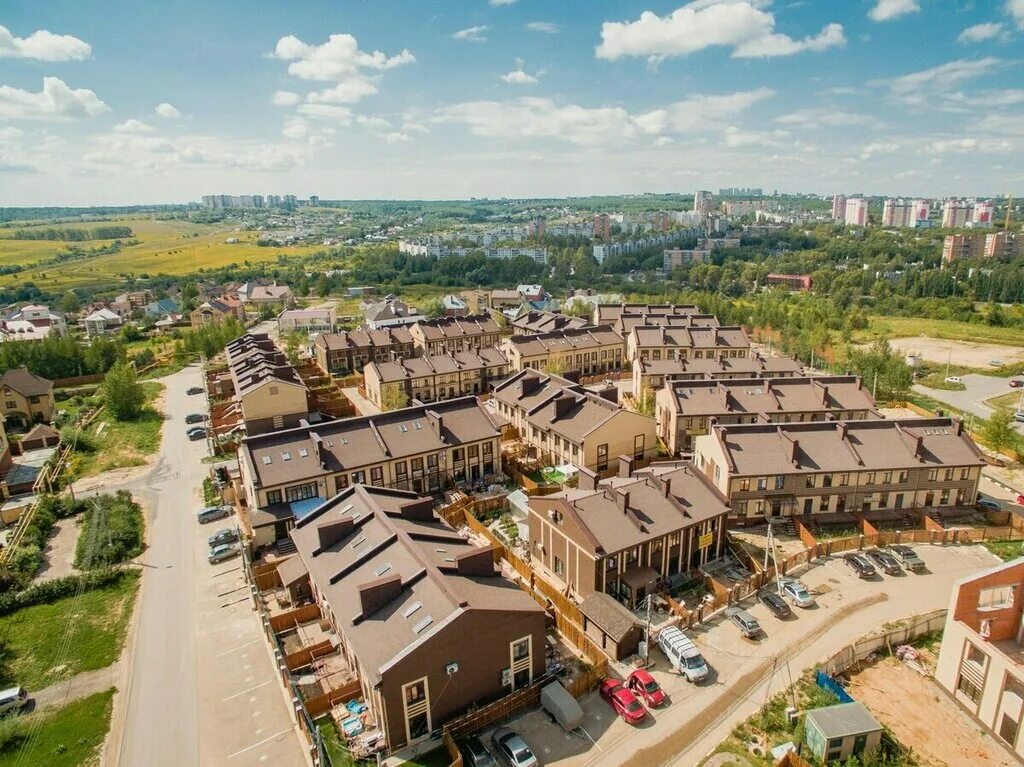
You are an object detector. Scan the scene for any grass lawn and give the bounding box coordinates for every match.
[863,316,1024,349]
[65,382,164,479]
[917,371,967,391]
[985,390,1024,412]
[982,539,1024,562]
[315,717,368,767]
[399,748,452,767]
[0,571,139,691]
[0,688,114,767]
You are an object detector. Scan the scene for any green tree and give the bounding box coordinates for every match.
[380,386,410,412]
[421,297,445,319]
[101,362,146,420]
[283,331,307,365]
[58,290,81,314]
[982,407,1017,455]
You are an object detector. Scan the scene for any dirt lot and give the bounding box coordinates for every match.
[729,526,808,560]
[36,517,82,581]
[849,656,1015,767]
[878,406,924,419]
[888,337,1024,368]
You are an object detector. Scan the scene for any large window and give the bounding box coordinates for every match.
[370,467,383,485]
[957,674,982,704]
[266,489,282,505]
[979,585,1015,611]
[633,434,645,460]
[285,483,318,503]
[597,444,609,472]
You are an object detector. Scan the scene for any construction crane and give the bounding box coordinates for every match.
[1005,194,1014,231]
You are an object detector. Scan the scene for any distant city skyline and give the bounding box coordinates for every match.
[1,0,1023,205]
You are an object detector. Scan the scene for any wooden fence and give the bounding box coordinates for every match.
[286,639,337,673]
[269,603,322,634]
[305,678,362,719]
[820,609,947,676]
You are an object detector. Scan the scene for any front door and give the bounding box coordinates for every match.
[894,493,904,510]
[803,499,813,515]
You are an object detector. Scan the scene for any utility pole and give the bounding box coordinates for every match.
[644,594,653,667]
[946,345,953,379]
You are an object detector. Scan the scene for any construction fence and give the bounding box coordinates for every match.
[819,609,947,677]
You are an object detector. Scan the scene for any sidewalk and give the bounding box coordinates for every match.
[33,661,122,710]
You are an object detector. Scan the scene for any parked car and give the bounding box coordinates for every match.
[758,591,792,619]
[187,426,207,441]
[779,578,815,608]
[978,495,1003,511]
[459,735,498,767]
[208,542,240,564]
[725,607,763,638]
[990,359,1004,367]
[1017,494,1024,507]
[944,376,962,384]
[656,625,709,683]
[865,549,903,576]
[207,527,239,547]
[185,413,206,424]
[843,553,877,578]
[598,679,647,724]
[491,727,539,767]
[187,386,204,395]
[1016,411,1024,424]
[197,505,232,524]
[887,544,925,572]
[0,687,29,717]
[626,669,667,707]
[1009,379,1023,388]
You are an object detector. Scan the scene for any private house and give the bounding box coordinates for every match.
[509,309,591,336]
[190,299,243,329]
[0,368,55,428]
[365,299,427,330]
[287,485,545,752]
[83,308,124,338]
[935,558,1024,759]
[238,396,502,546]
[656,376,879,454]
[142,297,180,319]
[463,289,525,314]
[527,460,730,605]
[501,326,626,375]
[803,703,882,763]
[693,417,984,522]
[110,290,153,315]
[408,315,502,356]
[313,327,416,376]
[1,305,67,342]
[491,369,657,474]
[364,348,509,409]
[626,325,751,365]
[632,352,803,395]
[592,303,702,327]
[441,295,468,316]
[237,282,294,308]
[220,334,311,435]
[277,307,336,336]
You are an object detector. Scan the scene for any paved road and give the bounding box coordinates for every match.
[110,365,305,767]
[915,373,1024,432]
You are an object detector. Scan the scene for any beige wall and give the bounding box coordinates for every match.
[581,411,658,472]
[238,381,308,424]
[0,388,55,426]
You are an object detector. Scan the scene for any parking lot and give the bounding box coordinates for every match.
[472,543,1001,767]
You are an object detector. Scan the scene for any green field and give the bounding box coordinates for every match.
[986,390,1024,411]
[0,689,114,767]
[0,572,139,691]
[0,218,322,291]
[862,316,1024,348]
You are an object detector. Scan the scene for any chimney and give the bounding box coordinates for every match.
[562,370,581,384]
[398,497,435,522]
[763,379,772,395]
[456,546,496,577]
[618,454,635,478]
[578,467,599,491]
[837,422,848,441]
[616,488,630,513]
[317,517,354,552]
[357,573,403,618]
[520,376,542,397]
[659,476,672,497]
[426,410,445,442]
[594,385,619,405]
[790,438,800,465]
[819,384,829,405]
[553,395,576,420]
[310,431,327,469]
[954,418,964,436]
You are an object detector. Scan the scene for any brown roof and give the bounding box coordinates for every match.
[505,325,623,358]
[615,313,719,335]
[314,326,413,352]
[241,396,500,488]
[631,325,750,350]
[368,347,508,384]
[22,423,59,441]
[666,376,877,419]
[595,304,702,324]
[578,593,639,642]
[712,417,985,476]
[411,314,501,341]
[277,555,308,587]
[290,485,543,684]
[0,368,53,397]
[511,310,592,335]
[637,353,803,378]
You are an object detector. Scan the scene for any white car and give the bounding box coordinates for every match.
[779,578,815,607]
[944,376,962,384]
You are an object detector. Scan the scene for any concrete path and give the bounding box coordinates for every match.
[342,385,381,416]
[33,662,122,710]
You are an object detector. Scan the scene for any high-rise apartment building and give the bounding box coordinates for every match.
[593,213,611,240]
[943,234,986,263]
[942,199,971,228]
[526,217,546,238]
[971,201,994,227]
[832,194,847,222]
[844,197,868,227]
[984,232,1022,259]
[693,190,714,218]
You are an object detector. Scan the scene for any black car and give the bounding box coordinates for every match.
[844,553,877,578]
[865,549,903,576]
[187,426,207,441]
[185,413,206,425]
[758,591,792,619]
[459,735,498,767]
[186,386,204,396]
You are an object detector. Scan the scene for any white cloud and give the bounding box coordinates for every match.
[385,132,411,143]
[0,77,108,121]
[306,78,379,104]
[723,126,785,148]
[945,89,1024,108]
[774,108,880,129]
[957,22,1009,43]
[0,24,91,61]
[501,69,539,84]
[858,141,899,160]
[270,33,414,81]
[113,119,154,134]
[876,57,1004,105]
[1009,0,1024,30]
[526,22,559,33]
[0,127,24,141]
[271,90,302,106]
[282,118,309,139]
[356,115,393,131]
[595,2,845,61]
[296,103,353,122]
[490,0,517,5]
[926,136,1013,153]
[453,26,489,42]
[867,0,919,22]
[153,102,182,120]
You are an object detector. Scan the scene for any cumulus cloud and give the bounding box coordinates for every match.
[526,22,559,33]
[154,102,182,119]
[0,77,108,121]
[876,57,1005,105]
[271,90,302,106]
[113,119,154,134]
[501,69,539,84]
[270,33,414,81]
[867,0,919,22]
[957,22,1008,43]
[296,103,353,122]
[1009,0,1024,30]
[0,24,91,61]
[858,141,900,160]
[306,79,379,104]
[385,132,410,143]
[453,26,489,42]
[595,2,845,61]
[490,0,517,5]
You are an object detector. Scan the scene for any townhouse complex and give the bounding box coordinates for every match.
[364,348,509,408]
[632,351,803,394]
[501,326,626,375]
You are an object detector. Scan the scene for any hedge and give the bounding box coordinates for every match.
[0,567,130,618]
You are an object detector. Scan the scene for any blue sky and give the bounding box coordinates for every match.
[1,0,1023,205]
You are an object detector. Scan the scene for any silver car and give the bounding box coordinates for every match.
[208,542,240,564]
[779,578,815,607]
[726,606,762,638]
[887,544,925,572]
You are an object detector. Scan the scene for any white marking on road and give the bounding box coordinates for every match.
[227,728,293,759]
[216,638,260,657]
[579,727,601,751]
[222,679,273,701]
[252,710,261,718]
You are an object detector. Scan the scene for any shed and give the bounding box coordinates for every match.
[18,423,60,451]
[803,702,882,763]
[540,681,583,731]
[578,592,641,661]
[277,555,311,603]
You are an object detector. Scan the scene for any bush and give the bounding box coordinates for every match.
[0,568,128,617]
[100,362,146,421]
[74,491,144,569]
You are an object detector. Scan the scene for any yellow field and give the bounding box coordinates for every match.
[0,217,323,291]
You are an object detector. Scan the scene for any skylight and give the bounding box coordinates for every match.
[400,424,408,433]
[262,456,272,465]
[282,452,291,461]
[374,563,392,576]
[298,448,308,458]
[351,536,365,548]
[402,601,422,618]
[413,615,434,634]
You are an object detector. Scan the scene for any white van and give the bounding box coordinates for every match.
[657,626,709,683]
[0,687,28,717]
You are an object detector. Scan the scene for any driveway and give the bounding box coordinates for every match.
[915,373,1024,433]
[105,365,306,767]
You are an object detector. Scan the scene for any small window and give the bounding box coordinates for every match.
[298,448,308,457]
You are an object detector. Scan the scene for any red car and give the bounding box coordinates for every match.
[626,669,667,707]
[598,679,647,724]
